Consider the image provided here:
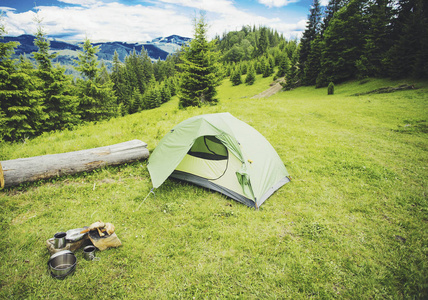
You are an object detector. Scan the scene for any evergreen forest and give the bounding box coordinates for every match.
[1,0,427,142]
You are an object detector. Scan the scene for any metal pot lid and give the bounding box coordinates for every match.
[48,250,74,265]
[65,227,88,242]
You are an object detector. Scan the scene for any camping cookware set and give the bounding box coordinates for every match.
[48,229,99,279]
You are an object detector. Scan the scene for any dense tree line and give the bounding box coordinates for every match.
[300,0,428,87]
[0,20,179,141]
[214,25,300,89]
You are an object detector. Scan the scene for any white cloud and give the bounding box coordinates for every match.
[2,2,193,42]
[320,0,329,6]
[257,0,299,8]
[0,7,16,12]
[1,0,306,42]
[157,0,305,39]
[155,0,238,14]
[3,10,38,36]
[57,0,99,7]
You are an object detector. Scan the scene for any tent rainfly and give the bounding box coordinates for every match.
[147,113,290,208]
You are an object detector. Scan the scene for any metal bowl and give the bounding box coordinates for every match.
[48,250,76,279]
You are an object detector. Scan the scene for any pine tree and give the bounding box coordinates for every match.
[0,55,45,141]
[178,13,220,108]
[283,49,300,90]
[299,0,322,80]
[322,0,348,34]
[385,0,428,78]
[33,24,79,132]
[317,0,365,86]
[97,61,110,85]
[143,86,161,110]
[240,61,248,75]
[358,0,393,77]
[165,76,178,96]
[111,51,131,115]
[262,56,272,78]
[0,22,45,141]
[257,27,269,57]
[75,38,118,121]
[75,38,99,81]
[275,52,290,78]
[0,23,18,140]
[245,64,256,85]
[255,60,263,74]
[160,83,172,103]
[129,88,143,113]
[268,56,275,74]
[230,67,242,85]
[303,36,322,85]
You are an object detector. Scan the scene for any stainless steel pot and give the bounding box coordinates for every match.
[48,250,76,279]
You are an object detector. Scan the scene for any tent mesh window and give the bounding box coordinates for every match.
[188,136,228,160]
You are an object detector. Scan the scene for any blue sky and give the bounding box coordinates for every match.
[0,0,325,42]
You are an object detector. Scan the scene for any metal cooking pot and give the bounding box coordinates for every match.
[48,250,76,279]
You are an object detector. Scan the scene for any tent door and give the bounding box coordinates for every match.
[175,136,229,180]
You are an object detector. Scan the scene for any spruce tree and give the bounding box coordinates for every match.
[178,13,220,108]
[75,38,99,81]
[240,61,248,75]
[262,56,272,78]
[245,64,256,85]
[317,0,365,86]
[33,24,79,132]
[303,36,322,85]
[160,83,172,103]
[275,52,290,78]
[322,0,348,34]
[283,50,300,90]
[0,22,45,141]
[230,67,242,85]
[299,0,322,81]
[111,51,131,115]
[359,0,393,77]
[385,0,428,78]
[257,27,269,57]
[0,54,45,141]
[255,60,263,74]
[75,38,118,121]
[129,88,142,113]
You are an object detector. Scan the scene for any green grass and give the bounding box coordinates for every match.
[1,76,427,299]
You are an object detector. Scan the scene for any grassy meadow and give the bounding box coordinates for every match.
[0,75,427,299]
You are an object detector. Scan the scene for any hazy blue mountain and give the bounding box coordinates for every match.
[2,34,190,65]
[151,35,191,45]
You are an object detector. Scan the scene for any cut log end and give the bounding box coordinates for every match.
[0,162,4,189]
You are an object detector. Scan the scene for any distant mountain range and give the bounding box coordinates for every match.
[1,34,191,72]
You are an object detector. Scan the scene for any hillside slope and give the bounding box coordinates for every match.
[0,78,427,299]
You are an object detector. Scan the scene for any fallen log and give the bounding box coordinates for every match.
[0,139,149,189]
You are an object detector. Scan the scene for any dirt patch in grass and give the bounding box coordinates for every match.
[251,78,285,99]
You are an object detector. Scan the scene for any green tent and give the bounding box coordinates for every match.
[147,113,290,208]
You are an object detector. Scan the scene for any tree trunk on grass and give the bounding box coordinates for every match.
[0,139,149,189]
